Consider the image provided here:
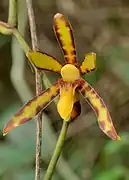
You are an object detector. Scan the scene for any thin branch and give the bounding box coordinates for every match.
[25,1,42,180]
[25,0,39,51]
[44,121,69,180]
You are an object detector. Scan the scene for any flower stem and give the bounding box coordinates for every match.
[8,0,17,26]
[44,121,69,180]
[13,28,31,53]
[25,1,42,180]
[8,0,31,54]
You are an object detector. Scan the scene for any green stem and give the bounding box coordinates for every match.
[8,0,17,26]
[44,121,69,180]
[13,28,31,53]
[0,0,31,54]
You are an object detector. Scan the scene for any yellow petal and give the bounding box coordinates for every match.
[80,53,96,75]
[53,13,77,65]
[27,51,62,74]
[57,82,77,121]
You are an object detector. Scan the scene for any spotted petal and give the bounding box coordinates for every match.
[80,53,96,75]
[3,83,59,135]
[27,51,62,74]
[78,79,120,140]
[53,13,77,65]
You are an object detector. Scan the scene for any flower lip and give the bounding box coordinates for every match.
[57,82,77,121]
[61,64,80,82]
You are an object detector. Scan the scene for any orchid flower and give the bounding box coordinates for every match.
[3,13,120,140]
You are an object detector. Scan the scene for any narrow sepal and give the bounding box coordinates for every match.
[80,53,96,75]
[27,51,62,74]
[3,83,59,135]
[78,79,120,140]
[53,13,77,65]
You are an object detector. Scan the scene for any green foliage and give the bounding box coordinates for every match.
[106,45,129,86]
[93,133,129,180]
[0,103,62,180]
[94,166,127,180]
[0,34,11,48]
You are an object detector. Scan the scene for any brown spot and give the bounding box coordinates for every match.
[14,108,24,117]
[107,127,118,140]
[86,70,90,73]
[91,89,106,109]
[77,81,85,94]
[87,68,95,73]
[71,101,81,121]
[20,117,32,125]
[36,105,44,115]
[99,121,105,130]
[85,84,91,92]
[76,79,90,94]
[79,88,85,96]
[80,67,95,75]
[58,80,78,90]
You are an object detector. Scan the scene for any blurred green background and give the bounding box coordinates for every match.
[1,0,129,179]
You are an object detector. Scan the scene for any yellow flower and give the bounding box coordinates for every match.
[3,13,120,140]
